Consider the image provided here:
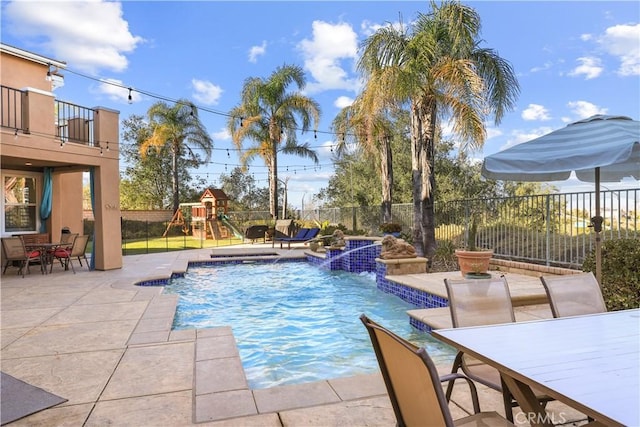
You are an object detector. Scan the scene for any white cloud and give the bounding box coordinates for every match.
[334,96,353,109]
[93,78,141,104]
[529,61,553,73]
[3,0,143,73]
[566,101,607,119]
[297,20,359,93]
[212,128,230,141]
[191,79,222,105]
[248,41,267,63]
[598,23,640,76]
[486,127,503,140]
[568,57,603,80]
[501,127,554,150]
[521,104,551,121]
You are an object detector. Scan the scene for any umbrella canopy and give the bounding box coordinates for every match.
[481,114,640,284]
[482,115,640,182]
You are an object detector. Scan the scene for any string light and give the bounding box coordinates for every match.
[61,66,362,141]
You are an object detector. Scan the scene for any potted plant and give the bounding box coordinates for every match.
[379,222,402,237]
[454,215,493,278]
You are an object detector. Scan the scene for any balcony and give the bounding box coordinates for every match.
[1,84,96,146]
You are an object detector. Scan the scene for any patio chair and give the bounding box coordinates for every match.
[271,219,294,247]
[444,276,553,422]
[50,235,77,274]
[360,314,513,427]
[540,272,607,318]
[275,227,320,249]
[68,234,90,268]
[1,236,43,277]
[244,225,268,244]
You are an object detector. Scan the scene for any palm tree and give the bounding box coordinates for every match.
[228,64,321,219]
[358,0,519,259]
[140,100,213,213]
[331,93,395,223]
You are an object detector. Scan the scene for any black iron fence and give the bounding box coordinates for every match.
[110,188,638,268]
[55,100,95,145]
[1,85,24,131]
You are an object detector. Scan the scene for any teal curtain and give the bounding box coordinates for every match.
[89,167,96,270]
[39,167,53,233]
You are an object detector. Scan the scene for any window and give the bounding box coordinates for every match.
[2,173,40,234]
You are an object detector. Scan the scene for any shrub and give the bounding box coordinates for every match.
[379,222,402,233]
[582,238,640,311]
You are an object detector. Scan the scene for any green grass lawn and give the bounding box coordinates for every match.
[121,236,246,255]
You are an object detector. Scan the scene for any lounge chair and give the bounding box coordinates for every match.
[443,276,553,422]
[274,227,320,249]
[360,314,513,427]
[271,219,294,247]
[1,236,43,277]
[540,272,607,318]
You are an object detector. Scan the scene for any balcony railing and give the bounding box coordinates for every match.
[1,85,95,146]
[55,100,95,146]
[0,85,24,131]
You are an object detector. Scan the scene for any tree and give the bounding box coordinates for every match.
[358,1,519,259]
[227,64,321,219]
[218,167,270,211]
[139,100,213,213]
[120,114,203,209]
[332,94,396,222]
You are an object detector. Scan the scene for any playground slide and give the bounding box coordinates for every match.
[220,218,244,239]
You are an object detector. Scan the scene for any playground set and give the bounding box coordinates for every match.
[163,188,244,240]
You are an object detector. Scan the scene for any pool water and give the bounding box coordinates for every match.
[164,261,454,389]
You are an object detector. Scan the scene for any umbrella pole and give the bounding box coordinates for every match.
[594,167,602,286]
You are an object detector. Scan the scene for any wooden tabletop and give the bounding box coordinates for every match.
[432,309,640,427]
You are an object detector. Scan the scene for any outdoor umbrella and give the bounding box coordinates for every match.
[481,114,640,284]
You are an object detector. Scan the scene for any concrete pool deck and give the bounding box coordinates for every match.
[1,245,590,426]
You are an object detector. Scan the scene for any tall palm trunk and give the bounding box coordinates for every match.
[380,135,393,223]
[410,98,438,259]
[410,101,425,257]
[269,146,278,219]
[171,144,180,213]
[420,103,438,264]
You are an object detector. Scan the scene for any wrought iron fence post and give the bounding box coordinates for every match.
[545,194,551,266]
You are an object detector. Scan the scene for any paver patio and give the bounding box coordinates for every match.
[1,245,590,426]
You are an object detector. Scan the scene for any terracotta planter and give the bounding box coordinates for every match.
[454,249,493,277]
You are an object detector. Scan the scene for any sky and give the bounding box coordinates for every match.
[1,1,639,210]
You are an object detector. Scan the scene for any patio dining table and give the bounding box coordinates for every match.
[24,242,63,274]
[432,309,640,427]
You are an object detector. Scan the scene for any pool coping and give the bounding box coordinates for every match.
[128,251,392,422]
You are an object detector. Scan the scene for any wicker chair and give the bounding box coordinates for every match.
[360,314,513,427]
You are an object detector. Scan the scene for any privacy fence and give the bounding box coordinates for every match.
[110,188,638,269]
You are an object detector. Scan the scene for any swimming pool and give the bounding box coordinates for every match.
[164,261,454,389]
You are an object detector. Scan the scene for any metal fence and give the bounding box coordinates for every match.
[1,85,24,131]
[114,188,638,268]
[55,100,95,146]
